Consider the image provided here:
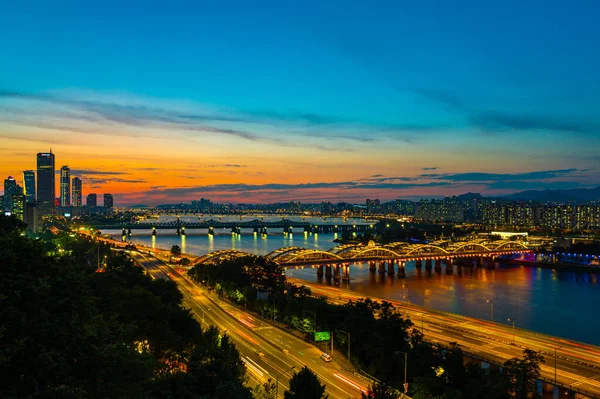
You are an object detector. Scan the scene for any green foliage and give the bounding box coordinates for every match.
[0,219,252,399]
[188,254,285,301]
[170,244,182,257]
[252,378,277,399]
[284,366,328,399]
[503,349,545,399]
[361,382,399,399]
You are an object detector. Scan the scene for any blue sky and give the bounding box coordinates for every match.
[1,0,599,203]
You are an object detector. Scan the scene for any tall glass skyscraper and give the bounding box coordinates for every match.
[3,176,19,212]
[36,151,55,215]
[72,177,82,207]
[60,165,71,207]
[23,170,36,203]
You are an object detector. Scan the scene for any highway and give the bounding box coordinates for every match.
[130,252,368,399]
[289,279,600,398]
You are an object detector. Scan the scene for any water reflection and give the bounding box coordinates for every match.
[112,230,599,345]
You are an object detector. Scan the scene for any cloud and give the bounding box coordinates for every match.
[423,169,580,182]
[68,169,127,176]
[471,112,599,134]
[422,167,438,171]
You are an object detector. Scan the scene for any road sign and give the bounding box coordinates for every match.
[314,331,331,342]
[403,383,408,392]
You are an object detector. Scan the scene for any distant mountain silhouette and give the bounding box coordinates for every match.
[502,187,600,202]
[456,192,484,201]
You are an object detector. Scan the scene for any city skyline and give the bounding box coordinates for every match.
[1,1,599,205]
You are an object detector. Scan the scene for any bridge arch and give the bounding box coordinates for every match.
[280,249,343,264]
[403,244,449,256]
[349,246,402,259]
[492,241,531,251]
[449,242,492,253]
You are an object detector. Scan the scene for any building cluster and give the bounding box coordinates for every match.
[2,150,114,232]
[480,201,600,229]
[415,197,464,222]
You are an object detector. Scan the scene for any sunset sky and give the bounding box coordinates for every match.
[1,1,599,205]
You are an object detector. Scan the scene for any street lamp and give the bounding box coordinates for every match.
[395,350,408,394]
[507,318,518,344]
[486,299,494,322]
[276,365,295,399]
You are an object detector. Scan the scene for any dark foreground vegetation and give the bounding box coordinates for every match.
[0,216,252,399]
[189,253,546,399]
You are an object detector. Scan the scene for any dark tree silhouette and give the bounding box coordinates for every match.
[284,366,328,399]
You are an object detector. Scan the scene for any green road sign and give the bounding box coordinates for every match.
[314,331,331,342]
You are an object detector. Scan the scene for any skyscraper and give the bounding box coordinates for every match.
[3,176,18,211]
[104,193,114,209]
[60,165,71,207]
[11,194,26,221]
[87,193,97,207]
[37,151,55,215]
[72,177,82,207]
[23,170,36,203]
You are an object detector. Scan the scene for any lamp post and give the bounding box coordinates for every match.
[486,299,494,321]
[507,318,518,344]
[395,351,408,394]
[338,329,351,362]
[276,365,295,399]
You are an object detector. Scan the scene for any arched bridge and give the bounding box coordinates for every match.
[194,240,533,280]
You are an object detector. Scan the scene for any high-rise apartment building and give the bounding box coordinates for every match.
[23,170,36,203]
[104,193,114,209]
[72,177,82,207]
[87,193,97,207]
[60,166,71,207]
[36,151,55,215]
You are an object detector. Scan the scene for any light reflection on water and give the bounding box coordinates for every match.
[112,230,600,345]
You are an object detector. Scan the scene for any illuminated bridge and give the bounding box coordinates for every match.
[89,219,372,235]
[194,239,533,280]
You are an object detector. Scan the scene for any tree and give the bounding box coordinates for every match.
[503,349,545,399]
[361,382,398,399]
[180,257,191,266]
[253,378,277,399]
[284,366,328,399]
[170,244,182,259]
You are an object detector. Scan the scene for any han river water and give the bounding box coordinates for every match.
[103,215,600,345]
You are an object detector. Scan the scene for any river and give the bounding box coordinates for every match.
[102,216,600,345]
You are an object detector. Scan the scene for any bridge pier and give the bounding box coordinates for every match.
[487,257,495,269]
[397,261,406,278]
[434,258,443,273]
[325,265,332,279]
[387,260,395,276]
[208,226,214,235]
[342,264,350,281]
[378,261,387,274]
[369,261,376,272]
[180,227,186,236]
[415,259,423,269]
[477,257,485,267]
[127,228,132,237]
[334,265,341,280]
[425,259,432,272]
[317,264,324,277]
[445,258,453,273]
